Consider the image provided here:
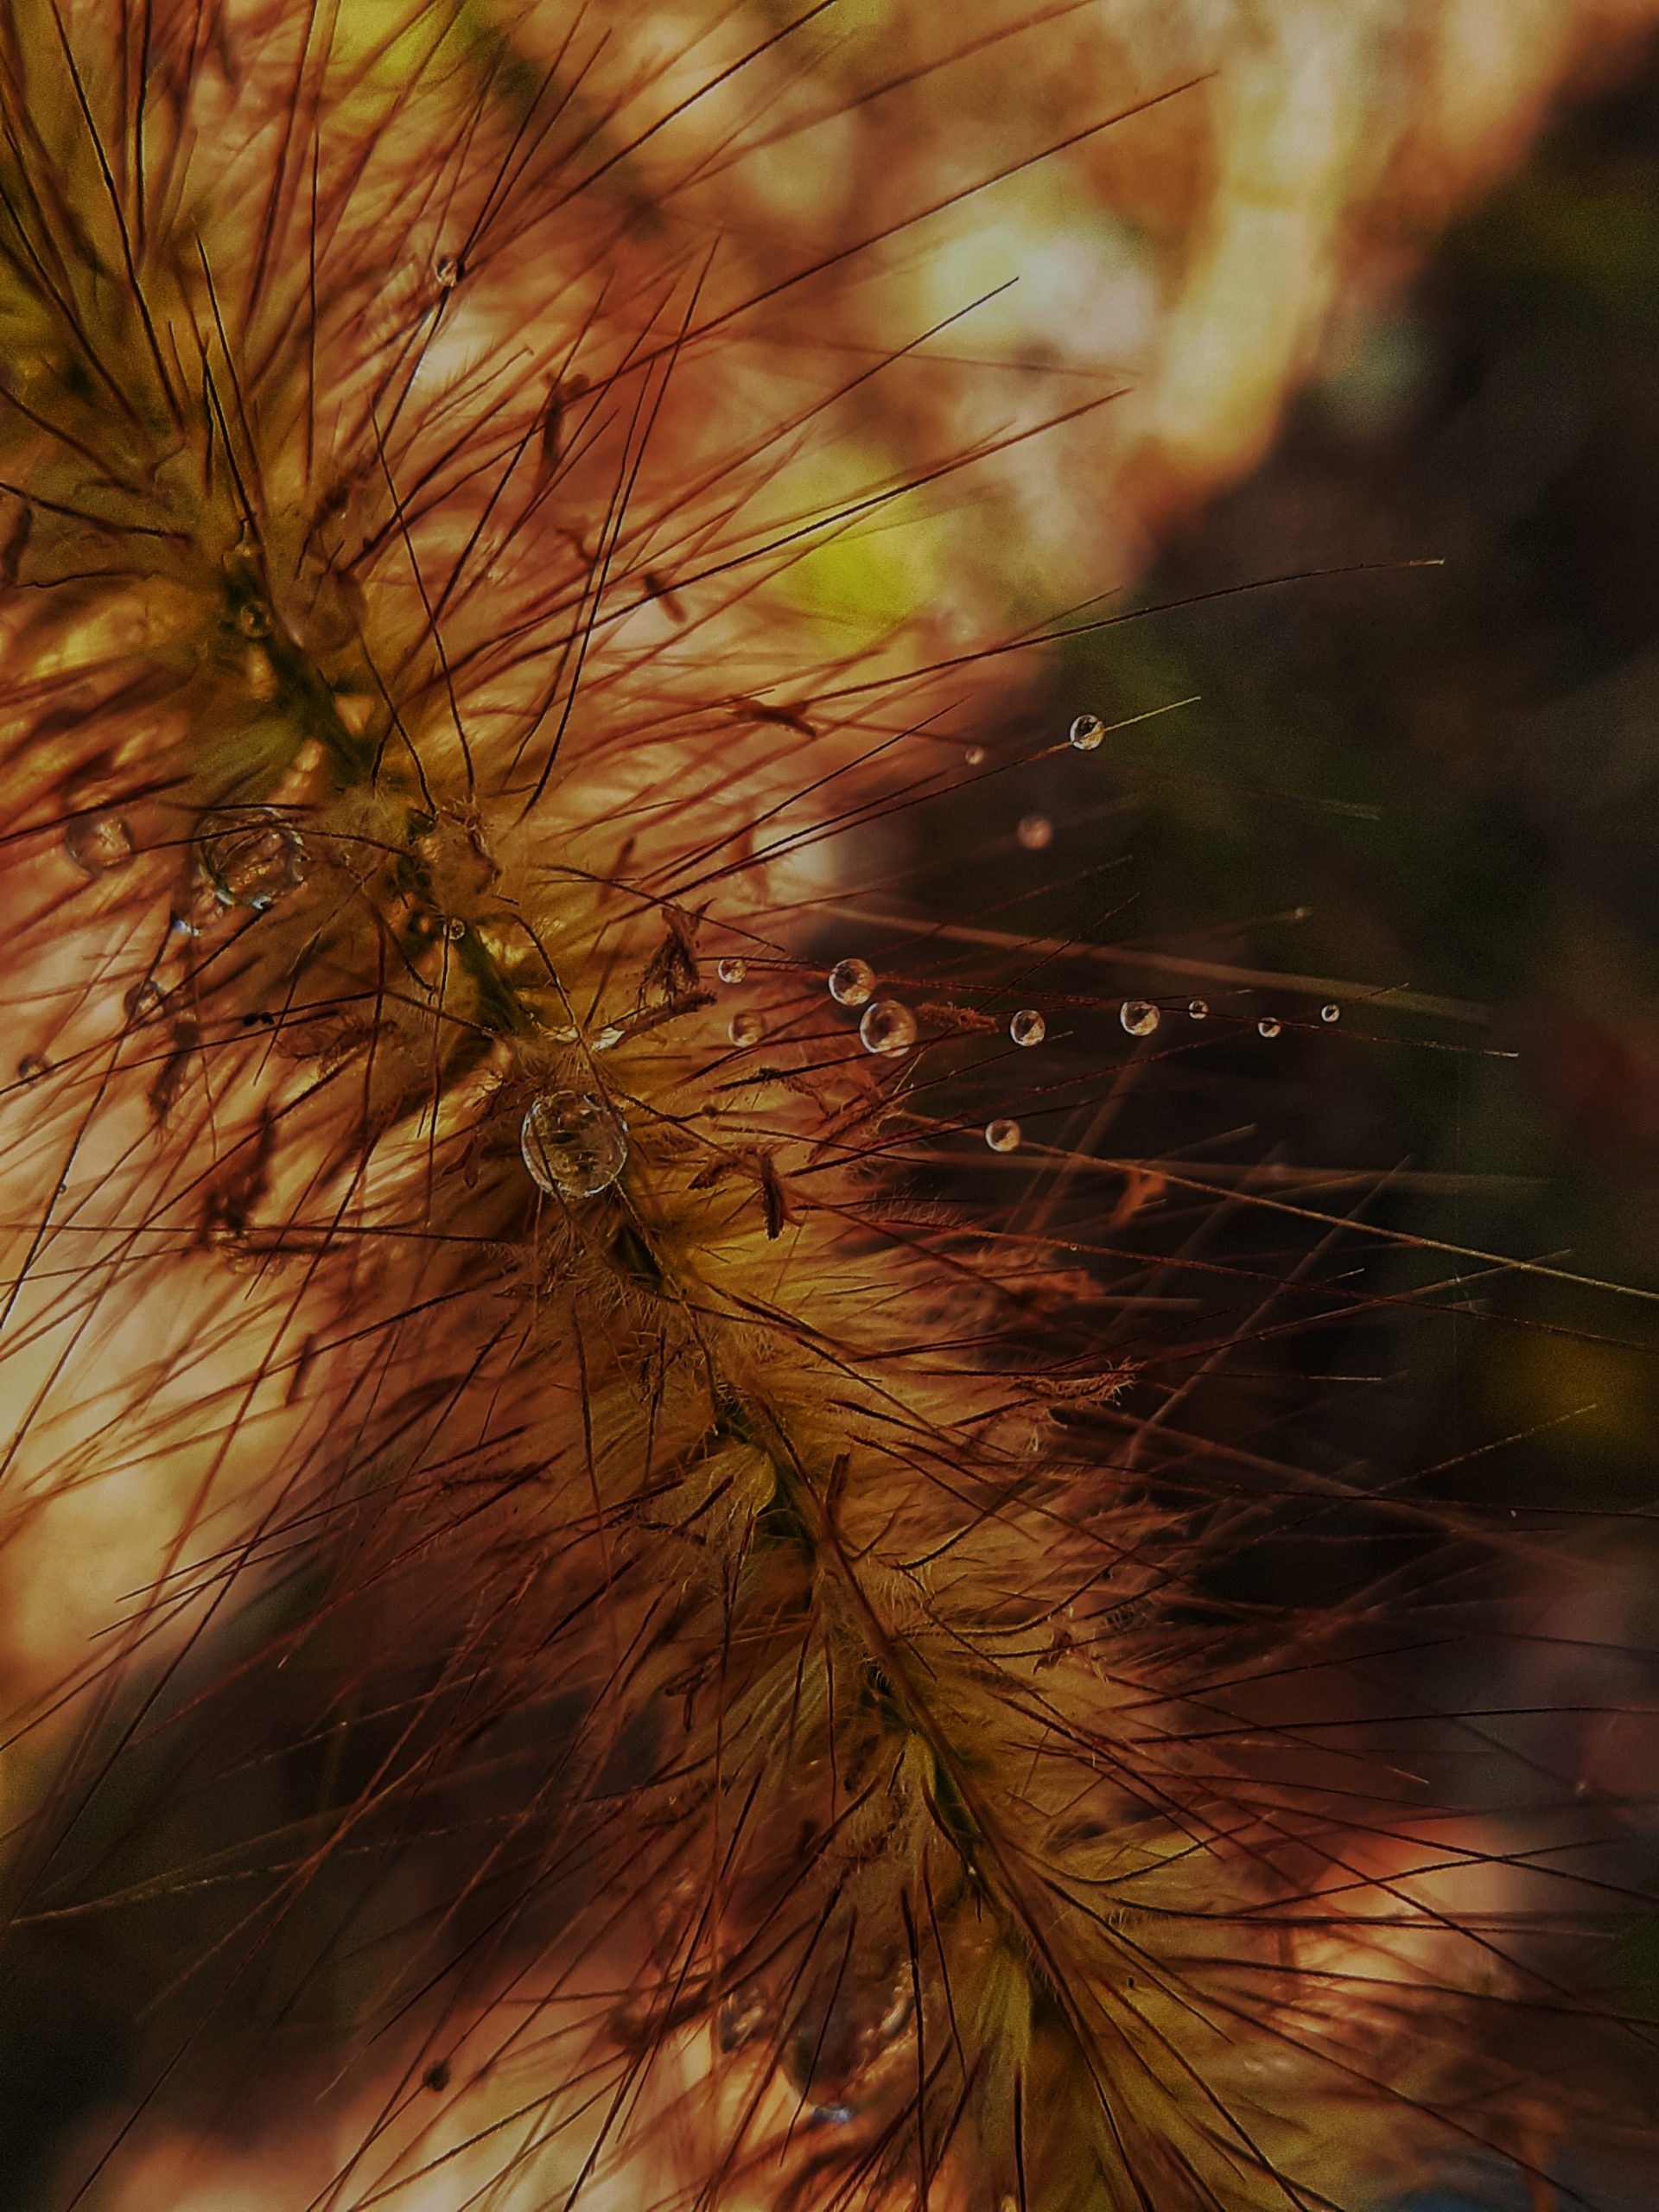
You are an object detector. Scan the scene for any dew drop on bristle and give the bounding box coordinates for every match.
[64,812,133,875]
[442,917,466,942]
[985,1117,1021,1152]
[1321,1001,1341,1023]
[1069,712,1105,752]
[520,1090,628,1200]
[728,1012,764,1047]
[198,806,306,912]
[716,957,747,984]
[717,1985,767,2051]
[1120,999,1160,1037]
[1017,812,1052,851]
[1187,998,1209,1020]
[1258,1016,1282,1039]
[1009,1008,1046,1047]
[964,745,986,766]
[859,1000,918,1055]
[827,957,876,1007]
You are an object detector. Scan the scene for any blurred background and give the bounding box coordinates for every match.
[995,25,1659,2206]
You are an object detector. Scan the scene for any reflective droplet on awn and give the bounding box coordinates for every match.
[198,805,306,912]
[1257,1016,1282,1039]
[1186,999,1209,1021]
[985,1116,1021,1153]
[716,957,747,984]
[728,1011,765,1046]
[1119,999,1160,1038]
[520,1089,628,1199]
[859,999,917,1056]
[1008,1008,1046,1047]
[1068,712,1105,752]
[64,811,133,875]
[828,957,876,1007]
[1320,1001,1341,1024]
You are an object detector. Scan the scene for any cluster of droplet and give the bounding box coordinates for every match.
[822,957,920,1058]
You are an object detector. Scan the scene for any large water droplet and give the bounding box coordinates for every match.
[1120,999,1160,1038]
[859,999,917,1056]
[1320,1001,1340,1024]
[1068,712,1105,753]
[985,1117,1020,1153]
[728,1011,764,1046]
[65,811,133,875]
[716,957,747,984]
[520,1090,628,1200]
[1257,1016,1282,1039]
[828,957,876,1007]
[1008,1008,1046,1047]
[198,805,306,912]
[1186,998,1209,1021]
[1017,812,1052,851]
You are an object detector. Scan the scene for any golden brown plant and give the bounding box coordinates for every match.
[0,6,1650,2211]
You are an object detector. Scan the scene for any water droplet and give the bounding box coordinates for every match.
[964,745,986,767]
[124,980,164,1025]
[1320,1001,1340,1024]
[520,1090,628,1200]
[1257,1016,1281,1039]
[716,957,747,984]
[198,805,306,912]
[859,999,917,1056]
[234,600,270,639]
[1008,1008,1046,1047]
[985,1116,1021,1152]
[1068,712,1105,752]
[64,811,133,875]
[717,1985,767,2051]
[1186,998,1209,1021]
[435,253,460,289]
[442,917,466,942]
[1119,999,1160,1038]
[828,957,876,1007]
[728,1012,765,1047]
[16,1053,48,1082]
[1017,812,1052,851]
